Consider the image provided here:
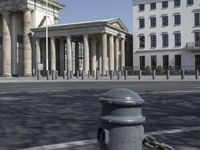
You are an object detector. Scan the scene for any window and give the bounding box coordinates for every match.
[17,35,23,44]
[175,55,181,70]
[151,55,157,70]
[150,17,156,27]
[162,1,168,8]
[195,13,200,27]
[187,0,194,5]
[174,14,181,25]
[162,16,168,26]
[174,32,181,46]
[150,3,156,10]
[195,32,200,47]
[0,37,2,45]
[162,33,169,47]
[140,56,145,70]
[150,34,157,48]
[139,4,145,11]
[163,55,169,70]
[174,0,181,7]
[139,18,145,28]
[139,35,145,48]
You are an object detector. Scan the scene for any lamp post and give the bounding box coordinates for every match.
[45,0,49,73]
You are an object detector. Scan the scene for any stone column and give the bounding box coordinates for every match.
[50,37,56,71]
[84,34,89,74]
[98,41,102,75]
[75,41,79,73]
[115,36,120,71]
[121,38,125,70]
[91,38,97,74]
[66,35,72,73]
[23,9,32,76]
[109,35,114,71]
[35,38,41,69]
[102,33,108,75]
[2,12,11,77]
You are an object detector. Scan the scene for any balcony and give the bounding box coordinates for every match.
[185,42,200,52]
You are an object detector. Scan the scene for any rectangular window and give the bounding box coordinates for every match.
[151,55,157,70]
[163,55,169,70]
[150,3,156,10]
[187,0,194,5]
[139,35,145,48]
[139,18,145,28]
[162,1,168,8]
[150,34,157,48]
[0,37,2,45]
[195,13,200,27]
[162,33,169,47]
[174,32,181,46]
[195,32,200,47]
[150,17,156,27]
[174,0,181,7]
[140,56,145,70]
[139,4,145,11]
[162,16,168,26]
[17,35,24,44]
[174,14,181,25]
[175,55,181,70]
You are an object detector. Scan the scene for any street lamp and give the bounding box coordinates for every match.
[45,0,49,73]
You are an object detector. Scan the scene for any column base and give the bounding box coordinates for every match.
[2,74,12,78]
[23,73,33,77]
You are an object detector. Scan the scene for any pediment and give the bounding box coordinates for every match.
[108,19,128,32]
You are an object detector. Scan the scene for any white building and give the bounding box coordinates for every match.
[132,0,200,71]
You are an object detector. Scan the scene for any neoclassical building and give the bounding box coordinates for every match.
[0,0,129,77]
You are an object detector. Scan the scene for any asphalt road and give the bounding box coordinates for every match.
[0,81,199,150]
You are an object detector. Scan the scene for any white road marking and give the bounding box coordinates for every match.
[19,126,200,150]
[147,90,200,94]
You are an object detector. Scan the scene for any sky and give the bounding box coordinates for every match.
[59,0,133,33]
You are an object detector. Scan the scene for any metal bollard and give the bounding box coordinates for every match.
[76,70,79,79]
[110,70,113,80]
[195,70,199,80]
[124,70,128,80]
[63,71,66,79]
[181,70,184,80]
[51,70,56,80]
[82,71,84,80]
[46,70,50,80]
[138,70,142,80]
[55,71,58,80]
[117,71,121,80]
[152,70,156,80]
[166,70,170,80]
[96,70,99,80]
[98,88,145,150]
[37,70,41,80]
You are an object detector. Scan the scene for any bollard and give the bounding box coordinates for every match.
[63,71,66,79]
[124,70,128,80]
[117,71,121,80]
[152,70,156,80]
[88,70,90,78]
[138,70,142,80]
[110,70,113,80]
[82,71,84,80]
[46,70,50,80]
[55,71,58,80]
[51,70,56,80]
[166,70,170,80]
[98,88,145,150]
[181,70,184,80]
[96,70,99,80]
[37,70,41,80]
[76,70,79,79]
[195,70,199,80]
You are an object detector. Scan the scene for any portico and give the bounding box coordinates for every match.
[32,18,128,76]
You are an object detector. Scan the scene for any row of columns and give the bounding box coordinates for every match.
[35,33,125,76]
[1,9,32,76]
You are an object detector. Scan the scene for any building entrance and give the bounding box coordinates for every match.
[195,55,200,70]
